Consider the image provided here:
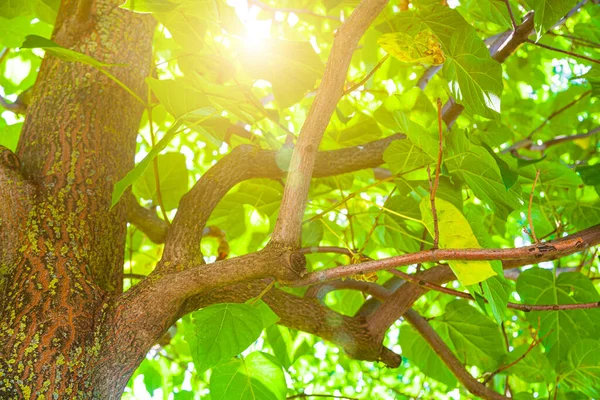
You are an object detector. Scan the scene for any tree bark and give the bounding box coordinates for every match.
[0,0,154,397]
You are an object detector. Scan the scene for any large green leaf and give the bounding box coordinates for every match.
[529,0,579,39]
[420,197,497,286]
[374,88,437,130]
[560,339,600,397]
[132,152,189,211]
[0,0,30,19]
[400,324,457,387]
[503,343,555,383]
[209,352,287,400]
[324,289,364,317]
[443,26,503,119]
[516,269,600,366]
[435,300,506,370]
[383,139,433,175]
[379,5,503,118]
[446,129,522,218]
[241,38,324,108]
[184,302,279,373]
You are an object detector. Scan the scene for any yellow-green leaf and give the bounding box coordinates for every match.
[419,196,496,286]
[377,29,445,65]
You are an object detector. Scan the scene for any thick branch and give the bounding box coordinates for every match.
[271,0,389,247]
[161,134,402,269]
[124,191,168,243]
[404,309,509,400]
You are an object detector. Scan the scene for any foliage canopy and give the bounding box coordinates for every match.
[1,0,600,398]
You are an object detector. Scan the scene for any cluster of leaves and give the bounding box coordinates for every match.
[1,0,600,398]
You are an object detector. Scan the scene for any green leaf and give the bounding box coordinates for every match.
[132,152,188,211]
[378,29,445,65]
[112,108,214,208]
[379,5,503,118]
[442,26,503,119]
[251,300,280,328]
[139,360,162,395]
[325,112,382,147]
[516,269,600,366]
[119,0,179,13]
[147,78,212,118]
[265,325,293,369]
[436,300,506,370]
[383,139,434,175]
[241,39,324,108]
[446,129,522,218]
[374,88,437,130]
[579,68,600,97]
[324,289,364,317]
[560,339,600,397]
[503,343,555,383]
[184,302,278,373]
[576,164,600,186]
[400,324,457,387]
[20,35,116,69]
[0,0,30,19]
[529,0,579,40]
[209,352,287,400]
[420,197,497,286]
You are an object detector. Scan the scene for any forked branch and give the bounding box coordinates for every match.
[271,0,390,247]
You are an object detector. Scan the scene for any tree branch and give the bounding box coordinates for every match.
[292,225,598,286]
[161,134,403,270]
[362,224,600,338]
[526,39,600,64]
[528,126,600,151]
[502,91,592,153]
[389,269,600,312]
[271,0,390,247]
[124,191,168,244]
[404,309,509,400]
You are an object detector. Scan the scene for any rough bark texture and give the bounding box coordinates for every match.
[0,0,154,397]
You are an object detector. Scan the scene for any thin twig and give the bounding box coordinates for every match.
[503,91,593,154]
[429,98,443,249]
[548,32,600,49]
[529,126,600,151]
[528,169,541,243]
[344,54,390,95]
[503,0,517,30]
[528,90,591,139]
[483,330,551,384]
[526,39,600,64]
[389,269,600,312]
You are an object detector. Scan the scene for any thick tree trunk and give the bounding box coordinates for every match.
[0,0,154,397]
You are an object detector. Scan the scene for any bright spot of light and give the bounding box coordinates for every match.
[229,0,272,49]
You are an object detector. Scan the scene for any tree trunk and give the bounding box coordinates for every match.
[0,0,155,397]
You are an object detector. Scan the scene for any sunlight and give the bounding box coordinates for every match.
[228,0,272,51]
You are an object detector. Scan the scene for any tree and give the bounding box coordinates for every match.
[0,0,599,398]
